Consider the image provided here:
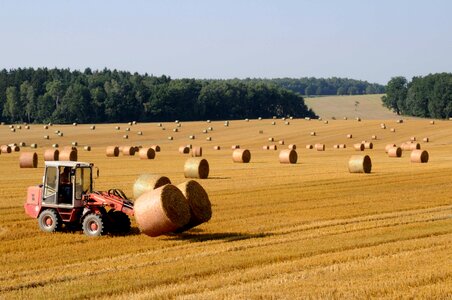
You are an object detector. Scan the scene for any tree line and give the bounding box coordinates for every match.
[382,73,452,118]
[0,68,317,124]
[249,77,385,96]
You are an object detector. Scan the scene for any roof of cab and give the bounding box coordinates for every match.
[44,161,92,168]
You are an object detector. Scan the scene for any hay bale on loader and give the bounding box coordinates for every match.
[184,158,209,179]
[175,180,212,232]
[133,174,171,199]
[134,185,190,237]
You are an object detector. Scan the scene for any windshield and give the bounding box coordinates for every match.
[75,167,92,199]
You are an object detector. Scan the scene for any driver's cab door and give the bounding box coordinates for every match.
[43,166,58,204]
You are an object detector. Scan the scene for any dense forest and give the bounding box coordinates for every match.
[0,68,317,124]
[382,73,452,118]
[252,77,385,96]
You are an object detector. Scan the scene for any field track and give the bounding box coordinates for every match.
[0,113,451,298]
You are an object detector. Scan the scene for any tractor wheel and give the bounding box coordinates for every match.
[82,214,105,237]
[38,209,61,233]
[108,211,131,234]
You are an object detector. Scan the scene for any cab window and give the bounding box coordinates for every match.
[75,167,92,199]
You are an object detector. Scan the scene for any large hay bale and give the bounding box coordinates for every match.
[371,135,377,140]
[1,145,11,153]
[106,146,119,157]
[232,149,251,163]
[354,143,365,151]
[59,149,77,161]
[397,119,403,123]
[423,137,429,143]
[184,158,209,179]
[390,128,396,132]
[339,144,347,149]
[139,148,156,160]
[122,146,135,156]
[411,150,429,163]
[191,146,202,157]
[269,145,277,150]
[134,185,190,237]
[90,125,96,130]
[44,135,49,140]
[168,136,173,140]
[346,134,353,139]
[176,180,212,232]
[52,144,59,148]
[279,149,297,164]
[19,152,38,168]
[133,174,172,199]
[213,146,221,150]
[278,140,285,145]
[401,143,411,151]
[83,146,91,151]
[430,120,435,125]
[179,146,190,154]
[30,144,37,149]
[333,144,340,149]
[385,144,397,153]
[409,143,421,150]
[348,155,372,173]
[44,149,59,161]
[388,147,402,158]
[151,145,161,152]
[315,144,325,151]
[306,144,313,149]
[262,145,269,150]
[310,132,316,136]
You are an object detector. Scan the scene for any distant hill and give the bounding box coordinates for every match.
[304,94,401,120]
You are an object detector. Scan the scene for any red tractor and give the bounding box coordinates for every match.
[24,161,134,236]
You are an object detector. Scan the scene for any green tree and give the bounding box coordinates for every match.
[381,76,407,115]
[2,86,20,122]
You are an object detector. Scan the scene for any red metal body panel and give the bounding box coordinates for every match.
[56,207,83,222]
[24,186,42,218]
[87,192,134,216]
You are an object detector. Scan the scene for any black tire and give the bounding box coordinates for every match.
[108,210,131,234]
[38,209,61,233]
[82,213,105,237]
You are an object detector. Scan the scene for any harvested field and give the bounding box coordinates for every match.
[0,116,451,299]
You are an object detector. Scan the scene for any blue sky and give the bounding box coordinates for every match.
[0,0,451,84]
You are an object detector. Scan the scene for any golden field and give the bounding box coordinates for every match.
[0,111,451,298]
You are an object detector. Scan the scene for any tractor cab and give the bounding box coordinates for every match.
[42,161,93,208]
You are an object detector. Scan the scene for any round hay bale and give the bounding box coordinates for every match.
[285,121,290,125]
[128,122,133,126]
[310,132,316,136]
[189,135,195,140]
[10,128,16,132]
[134,184,190,237]
[57,132,63,137]
[364,142,373,149]
[202,129,207,134]
[157,123,162,127]
[269,145,277,150]
[115,126,120,130]
[44,149,59,161]
[401,143,412,151]
[231,145,240,149]
[184,158,209,179]
[232,149,251,163]
[175,120,180,124]
[106,146,119,157]
[390,128,396,132]
[1,145,11,153]
[84,146,91,151]
[397,119,403,123]
[262,145,269,150]
[271,121,276,125]
[139,148,156,160]
[73,122,77,126]
[333,144,340,149]
[43,125,48,129]
[71,141,78,146]
[173,128,179,132]
[207,120,211,123]
[133,174,171,199]
[19,152,38,168]
[348,155,372,173]
[356,117,361,122]
[125,127,130,131]
[388,147,402,158]
[122,146,135,156]
[44,135,49,140]
[179,146,190,154]
[430,120,435,125]
[371,135,377,140]
[385,144,397,153]
[324,120,329,124]
[346,134,353,139]
[339,144,347,149]
[343,117,348,120]
[410,137,416,142]
[279,149,297,164]
[206,137,212,141]
[354,143,365,151]
[90,125,96,130]
[168,136,173,140]
[258,117,262,120]
[208,127,213,131]
[288,144,296,150]
[30,144,37,149]
[151,145,161,152]
[137,131,143,135]
[133,121,137,125]
[19,142,26,147]
[213,146,221,150]
[423,137,429,143]
[191,146,202,157]
[315,144,325,151]
[186,144,193,149]
[268,137,274,142]
[9,125,14,129]
[59,149,77,161]
[123,135,128,139]
[409,143,421,150]
[279,140,285,145]
[411,150,429,163]
[48,123,53,126]
[306,144,313,149]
